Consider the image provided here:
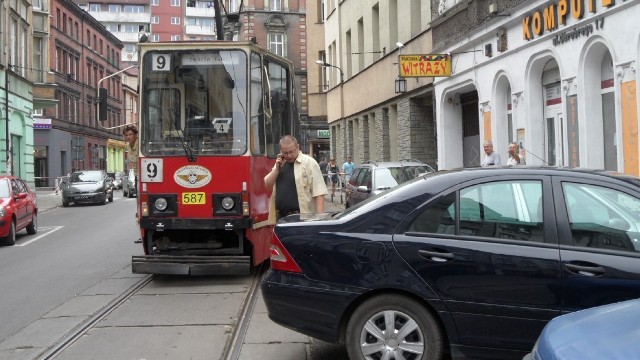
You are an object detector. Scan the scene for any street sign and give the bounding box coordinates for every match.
[399,54,451,77]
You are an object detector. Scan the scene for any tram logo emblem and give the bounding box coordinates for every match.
[174,165,212,188]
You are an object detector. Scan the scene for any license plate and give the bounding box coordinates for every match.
[182,192,206,205]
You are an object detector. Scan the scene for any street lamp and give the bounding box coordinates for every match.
[315,60,344,84]
[395,76,407,93]
[315,60,345,162]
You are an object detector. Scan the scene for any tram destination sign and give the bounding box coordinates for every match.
[399,54,451,77]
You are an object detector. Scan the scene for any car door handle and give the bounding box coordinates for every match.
[565,263,606,277]
[418,249,455,262]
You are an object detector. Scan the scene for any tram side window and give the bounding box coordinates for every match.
[265,60,291,158]
[250,52,265,155]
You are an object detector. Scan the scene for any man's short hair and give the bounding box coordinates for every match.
[123,124,138,135]
[279,135,298,145]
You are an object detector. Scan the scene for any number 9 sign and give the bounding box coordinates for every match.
[151,54,171,72]
[141,159,163,182]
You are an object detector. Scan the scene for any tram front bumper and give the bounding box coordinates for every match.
[139,217,252,231]
[132,255,251,275]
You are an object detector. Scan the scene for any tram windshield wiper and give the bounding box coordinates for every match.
[168,107,197,162]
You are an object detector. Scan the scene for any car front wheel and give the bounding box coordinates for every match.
[346,294,444,360]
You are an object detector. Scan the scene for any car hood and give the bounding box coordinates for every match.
[533,299,640,360]
[65,183,104,192]
[0,198,10,208]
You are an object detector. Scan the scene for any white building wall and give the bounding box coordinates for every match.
[435,0,639,172]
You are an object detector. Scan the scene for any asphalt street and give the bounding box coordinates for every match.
[28,188,349,360]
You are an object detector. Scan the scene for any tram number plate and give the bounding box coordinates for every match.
[182,192,206,205]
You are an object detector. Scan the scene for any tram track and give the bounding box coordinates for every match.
[37,264,266,360]
[38,274,155,360]
[222,263,266,360]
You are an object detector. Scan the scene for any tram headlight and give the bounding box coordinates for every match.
[154,197,168,211]
[221,197,235,211]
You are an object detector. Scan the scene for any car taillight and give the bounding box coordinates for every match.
[269,231,302,273]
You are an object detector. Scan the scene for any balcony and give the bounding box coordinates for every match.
[112,32,144,43]
[186,7,215,17]
[89,11,150,24]
[185,25,216,36]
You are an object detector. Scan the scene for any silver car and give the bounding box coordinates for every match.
[345,159,435,208]
[62,170,113,207]
[122,169,137,198]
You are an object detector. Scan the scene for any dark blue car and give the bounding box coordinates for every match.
[261,167,640,360]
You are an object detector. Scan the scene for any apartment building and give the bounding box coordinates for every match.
[0,0,36,183]
[312,0,437,167]
[35,0,125,181]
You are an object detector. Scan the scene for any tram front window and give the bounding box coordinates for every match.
[141,50,248,156]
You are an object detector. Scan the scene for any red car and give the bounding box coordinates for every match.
[0,175,38,246]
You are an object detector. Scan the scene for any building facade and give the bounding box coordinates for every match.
[76,0,150,62]
[433,0,640,175]
[314,0,437,167]
[223,0,325,157]
[1,0,36,184]
[34,0,125,186]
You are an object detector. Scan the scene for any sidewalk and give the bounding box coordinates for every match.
[35,188,62,212]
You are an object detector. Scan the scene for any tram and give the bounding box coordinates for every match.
[99,41,299,274]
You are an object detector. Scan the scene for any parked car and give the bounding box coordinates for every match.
[62,170,113,207]
[345,159,435,208]
[524,298,640,360]
[262,167,640,360]
[0,175,38,246]
[122,169,137,198]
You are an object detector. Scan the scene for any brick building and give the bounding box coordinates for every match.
[35,0,126,180]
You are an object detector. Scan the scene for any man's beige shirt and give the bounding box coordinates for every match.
[267,153,328,225]
[126,140,139,174]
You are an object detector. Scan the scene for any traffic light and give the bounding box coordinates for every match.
[97,88,108,121]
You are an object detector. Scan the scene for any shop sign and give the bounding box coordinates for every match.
[399,54,451,77]
[317,130,330,139]
[522,0,616,41]
[33,118,52,129]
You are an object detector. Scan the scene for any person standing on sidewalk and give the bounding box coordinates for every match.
[264,136,328,224]
[342,156,355,182]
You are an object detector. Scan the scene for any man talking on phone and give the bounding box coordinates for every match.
[264,135,328,223]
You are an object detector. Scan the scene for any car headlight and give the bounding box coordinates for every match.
[221,197,235,210]
[154,198,168,211]
[0,206,5,217]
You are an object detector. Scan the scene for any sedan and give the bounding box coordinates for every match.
[62,170,113,207]
[261,167,640,360]
[524,298,640,360]
[0,175,38,246]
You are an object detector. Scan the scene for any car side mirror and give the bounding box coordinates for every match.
[16,193,27,200]
[356,185,370,193]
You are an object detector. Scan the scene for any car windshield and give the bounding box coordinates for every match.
[0,179,9,198]
[70,172,103,182]
[141,50,248,156]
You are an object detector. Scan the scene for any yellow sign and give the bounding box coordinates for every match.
[182,192,206,205]
[399,54,451,77]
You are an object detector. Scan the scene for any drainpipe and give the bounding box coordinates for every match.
[4,65,10,175]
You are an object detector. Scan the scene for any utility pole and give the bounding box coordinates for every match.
[214,0,224,40]
[5,65,11,175]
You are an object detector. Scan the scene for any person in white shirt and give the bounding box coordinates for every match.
[481,140,501,166]
[506,142,526,166]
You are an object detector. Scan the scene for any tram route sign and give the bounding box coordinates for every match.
[399,54,451,77]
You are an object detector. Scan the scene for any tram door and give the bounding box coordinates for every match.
[544,82,563,166]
